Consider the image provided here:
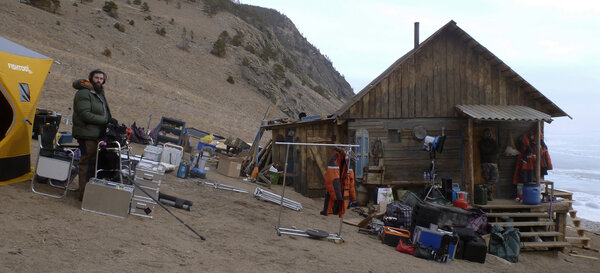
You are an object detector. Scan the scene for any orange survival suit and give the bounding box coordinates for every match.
[321,149,356,217]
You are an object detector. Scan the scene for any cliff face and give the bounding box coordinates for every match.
[1,0,353,141]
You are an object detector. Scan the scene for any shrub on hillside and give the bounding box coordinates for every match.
[144,15,152,21]
[129,20,135,26]
[211,39,226,57]
[312,85,331,99]
[210,31,230,57]
[241,57,250,66]
[28,0,61,13]
[103,1,119,18]
[133,0,141,5]
[141,2,150,12]
[226,76,235,84]
[156,27,166,36]
[102,48,112,58]
[273,63,285,79]
[202,0,235,17]
[231,31,243,46]
[260,44,278,62]
[114,23,125,32]
[244,44,256,54]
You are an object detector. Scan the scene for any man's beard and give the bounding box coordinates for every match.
[93,83,103,93]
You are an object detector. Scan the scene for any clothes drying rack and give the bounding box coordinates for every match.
[274,142,359,243]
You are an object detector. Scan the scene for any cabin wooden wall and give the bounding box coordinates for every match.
[269,122,346,197]
[347,118,464,183]
[342,29,546,120]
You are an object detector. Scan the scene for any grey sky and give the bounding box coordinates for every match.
[242,0,599,135]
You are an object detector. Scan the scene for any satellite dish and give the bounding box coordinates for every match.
[413,126,427,140]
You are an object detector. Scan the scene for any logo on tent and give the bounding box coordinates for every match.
[7,63,33,74]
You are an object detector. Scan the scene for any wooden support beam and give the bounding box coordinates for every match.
[536,121,541,185]
[468,118,474,204]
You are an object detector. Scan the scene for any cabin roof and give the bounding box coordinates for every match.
[335,20,570,119]
[456,104,553,122]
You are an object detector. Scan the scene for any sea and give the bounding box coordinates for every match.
[545,132,600,222]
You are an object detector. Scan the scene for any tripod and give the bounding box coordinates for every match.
[423,144,444,201]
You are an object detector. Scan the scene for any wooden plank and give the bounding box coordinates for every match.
[362,91,370,119]
[394,68,402,118]
[498,72,507,105]
[468,118,474,204]
[487,212,549,218]
[382,77,389,118]
[569,253,599,261]
[370,85,377,118]
[374,84,382,118]
[446,32,456,117]
[522,241,570,249]
[492,221,555,227]
[409,56,416,117]
[388,72,396,118]
[434,32,447,117]
[401,61,410,117]
[520,231,562,237]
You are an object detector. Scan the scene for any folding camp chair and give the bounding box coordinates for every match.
[31,124,79,198]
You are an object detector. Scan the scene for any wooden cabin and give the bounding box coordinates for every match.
[266,20,570,202]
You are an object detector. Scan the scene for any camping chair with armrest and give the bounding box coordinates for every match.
[31,123,79,198]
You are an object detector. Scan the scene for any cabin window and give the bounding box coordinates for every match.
[388,129,401,143]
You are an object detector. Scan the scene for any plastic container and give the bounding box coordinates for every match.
[144,145,163,162]
[474,184,487,205]
[523,184,541,205]
[177,162,189,179]
[197,158,207,170]
[267,170,280,185]
[453,192,468,209]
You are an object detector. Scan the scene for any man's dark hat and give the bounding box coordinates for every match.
[88,69,106,84]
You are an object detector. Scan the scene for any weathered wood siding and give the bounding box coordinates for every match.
[342,29,546,120]
[348,118,464,182]
[270,122,346,197]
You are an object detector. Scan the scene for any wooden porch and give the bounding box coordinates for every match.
[474,197,572,251]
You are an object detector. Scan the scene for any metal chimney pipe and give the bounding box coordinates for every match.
[414,22,420,49]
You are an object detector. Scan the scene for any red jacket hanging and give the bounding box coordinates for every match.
[321,149,356,217]
[513,134,536,184]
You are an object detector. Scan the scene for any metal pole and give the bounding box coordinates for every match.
[277,143,291,228]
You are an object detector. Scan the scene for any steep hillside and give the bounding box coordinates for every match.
[1,0,353,141]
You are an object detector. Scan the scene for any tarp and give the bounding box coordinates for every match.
[0,36,52,184]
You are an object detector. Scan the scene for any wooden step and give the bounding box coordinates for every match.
[576,228,586,236]
[487,212,548,218]
[566,236,591,244]
[520,231,563,237]
[475,203,540,209]
[569,210,577,218]
[554,190,573,199]
[572,217,582,227]
[522,241,571,249]
[492,221,554,227]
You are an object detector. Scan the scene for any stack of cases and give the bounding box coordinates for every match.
[131,160,165,218]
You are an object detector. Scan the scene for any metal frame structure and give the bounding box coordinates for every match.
[31,135,78,198]
[274,142,359,243]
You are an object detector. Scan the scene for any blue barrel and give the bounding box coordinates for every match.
[523,184,541,205]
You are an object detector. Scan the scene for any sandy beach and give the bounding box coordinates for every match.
[1,143,599,273]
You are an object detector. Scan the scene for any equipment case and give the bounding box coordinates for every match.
[81,178,133,218]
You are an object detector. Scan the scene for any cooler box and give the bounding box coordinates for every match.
[81,178,134,218]
[413,226,458,260]
[381,227,410,247]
